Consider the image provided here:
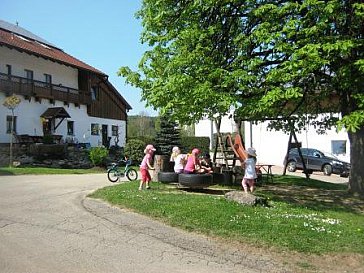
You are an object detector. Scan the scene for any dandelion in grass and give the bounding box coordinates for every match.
[302,215,342,234]
[264,211,342,234]
[322,218,341,225]
[229,214,251,224]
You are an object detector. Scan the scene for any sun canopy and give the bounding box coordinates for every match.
[40,107,71,119]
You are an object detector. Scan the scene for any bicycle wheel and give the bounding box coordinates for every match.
[107,168,120,183]
[126,168,138,181]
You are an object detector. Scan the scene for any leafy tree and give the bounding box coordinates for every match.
[127,113,157,138]
[119,1,364,195]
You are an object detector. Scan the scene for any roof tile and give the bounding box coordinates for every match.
[0,28,105,76]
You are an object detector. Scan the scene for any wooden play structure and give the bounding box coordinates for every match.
[211,118,247,170]
[211,118,275,184]
[213,132,247,170]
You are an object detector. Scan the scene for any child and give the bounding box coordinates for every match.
[139,144,156,190]
[200,153,213,173]
[170,146,180,162]
[183,148,201,174]
[171,146,187,174]
[242,147,257,193]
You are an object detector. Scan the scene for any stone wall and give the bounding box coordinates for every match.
[0,144,92,169]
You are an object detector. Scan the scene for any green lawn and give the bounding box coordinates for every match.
[89,175,364,255]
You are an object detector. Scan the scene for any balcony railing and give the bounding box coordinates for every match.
[0,73,92,105]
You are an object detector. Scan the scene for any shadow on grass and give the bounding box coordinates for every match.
[178,187,231,196]
[260,175,364,214]
[0,170,15,176]
[274,175,347,190]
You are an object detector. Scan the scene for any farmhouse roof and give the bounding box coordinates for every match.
[0,19,106,76]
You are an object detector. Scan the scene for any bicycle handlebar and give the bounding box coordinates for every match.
[117,159,132,166]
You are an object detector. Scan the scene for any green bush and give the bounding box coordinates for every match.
[89,146,109,166]
[124,139,146,164]
[43,134,54,144]
[108,146,124,160]
[181,136,210,154]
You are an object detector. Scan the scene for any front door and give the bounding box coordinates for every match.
[42,119,53,135]
[102,125,108,147]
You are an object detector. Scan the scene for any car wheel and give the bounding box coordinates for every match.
[287,161,297,172]
[323,164,332,176]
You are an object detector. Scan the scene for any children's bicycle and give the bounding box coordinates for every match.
[107,158,138,182]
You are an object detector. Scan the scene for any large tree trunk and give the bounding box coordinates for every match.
[348,127,364,196]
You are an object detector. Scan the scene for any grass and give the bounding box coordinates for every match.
[0,166,105,175]
[89,175,364,255]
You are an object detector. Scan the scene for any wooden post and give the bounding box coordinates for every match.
[152,155,170,181]
[283,122,310,179]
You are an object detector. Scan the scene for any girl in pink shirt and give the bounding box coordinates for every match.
[139,144,156,190]
[183,148,201,174]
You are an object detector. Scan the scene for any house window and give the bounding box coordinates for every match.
[25,69,33,80]
[91,123,99,135]
[6,64,12,75]
[112,125,118,136]
[67,121,74,135]
[6,115,17,134]
[44,73,52,86]
[91,86,99,101]
[332,140,346,155]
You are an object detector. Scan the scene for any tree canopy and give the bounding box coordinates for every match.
[119,0,364,195]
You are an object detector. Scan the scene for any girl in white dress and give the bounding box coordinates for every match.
[242,147,257,193]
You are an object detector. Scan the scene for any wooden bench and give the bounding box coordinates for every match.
[256,164,274,183]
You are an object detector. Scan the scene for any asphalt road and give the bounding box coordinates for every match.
[0,173,292,273]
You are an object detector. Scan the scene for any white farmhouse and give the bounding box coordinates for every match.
[0,20,131,148]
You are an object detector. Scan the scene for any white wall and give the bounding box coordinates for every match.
[244,121,350,166]
[0,47,78,88]
[0,92,127,147]
[195,115,238,149]
[195,115,351,167]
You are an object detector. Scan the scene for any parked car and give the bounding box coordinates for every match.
[284,148,350,177]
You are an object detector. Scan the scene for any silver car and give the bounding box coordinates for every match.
[284,148,350,177]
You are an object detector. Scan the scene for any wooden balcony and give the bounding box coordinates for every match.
[0,73,92,105]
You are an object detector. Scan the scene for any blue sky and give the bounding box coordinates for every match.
[0,0,158,116]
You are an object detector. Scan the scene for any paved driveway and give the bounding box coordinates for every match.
[0,174,291,273]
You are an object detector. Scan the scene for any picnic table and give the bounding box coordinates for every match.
[256,164,274,183]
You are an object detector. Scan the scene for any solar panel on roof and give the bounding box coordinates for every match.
[0,19,60,50]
